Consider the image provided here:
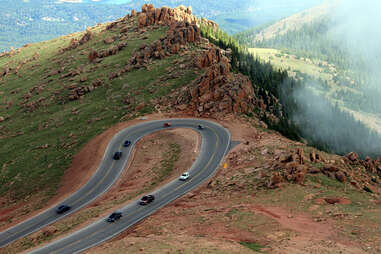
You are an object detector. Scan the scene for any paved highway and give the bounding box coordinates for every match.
[0,119,231,253]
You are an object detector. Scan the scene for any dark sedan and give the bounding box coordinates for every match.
[113,151,122,160]
[139,195,155,205]
[106,211,122,223]
[56,205,71,214]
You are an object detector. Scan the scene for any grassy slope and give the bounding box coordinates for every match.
[248,47,381,136]
[248,48,332,81]
[0,16,199,206]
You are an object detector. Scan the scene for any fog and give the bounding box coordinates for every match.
[328,0,381,79]
[289,0,381,157]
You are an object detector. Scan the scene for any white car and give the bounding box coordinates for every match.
[179,172,190,181]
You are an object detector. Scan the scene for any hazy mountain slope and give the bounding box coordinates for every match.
[235,2,334,46]
[236,0,381,157]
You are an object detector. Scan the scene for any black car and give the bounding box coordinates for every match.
[198,125,204,130]
[113,151,122,160]
[106,211,122,222]
[56,205,71,214]
[139,195,155,205]
[123,140,131,147]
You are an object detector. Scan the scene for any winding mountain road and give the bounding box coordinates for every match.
[0,119,231,253]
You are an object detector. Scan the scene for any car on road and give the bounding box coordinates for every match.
[113,151,122,160]
[123,140,131,147]
[56,205,71,214]
[179,172,190,181]
[198,125,204,130]
[106,211,122,222]
[163,122,171,127]
[139,195,155,205]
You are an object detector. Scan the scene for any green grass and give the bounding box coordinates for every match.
[0,17,200,207]
[240,242,265,252]
[248,48,332,81]
[152,143,181,185]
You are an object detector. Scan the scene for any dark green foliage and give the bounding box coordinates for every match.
[240,241,265,251]
[235,17,355,69]
[200,23,303,141]
[201,22,381,159]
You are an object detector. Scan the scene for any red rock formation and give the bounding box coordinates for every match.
[127,20,200,68]
[177,48,256,115]
[137,4,198,30]
[79,30,92,45]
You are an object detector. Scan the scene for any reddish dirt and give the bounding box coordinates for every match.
[249,205,333,238]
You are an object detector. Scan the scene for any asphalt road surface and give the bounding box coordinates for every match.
[0,119,231,253]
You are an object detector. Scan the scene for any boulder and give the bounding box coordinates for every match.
[88,50,99,63]
[136,102,145,111]
[79,30,92,45]
[138,13,147,29]
[267,172,283,189]
[324,198,341,205]
[346,152,358,162]
[295,170,306,184]
[104,37,114,44]
[323,165,339,172]
[2,65,9,76]
[308,167,321,174]
[335,171,346,182]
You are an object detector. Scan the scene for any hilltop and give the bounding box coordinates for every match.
[0,4,381,254]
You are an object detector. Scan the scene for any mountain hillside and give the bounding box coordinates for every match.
[1,4,381,254]
[0,4,258,217]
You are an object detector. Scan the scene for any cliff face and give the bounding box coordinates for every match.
[188,48,256,115]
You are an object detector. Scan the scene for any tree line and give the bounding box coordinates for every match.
[200,22,381,158]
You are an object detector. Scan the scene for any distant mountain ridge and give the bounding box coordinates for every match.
[0,0,322,52]
[234,1,336,46]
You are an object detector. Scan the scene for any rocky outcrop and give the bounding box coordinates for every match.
[88,42,128,63]
[79,30,93,45]
[200,17,219,32]
[137,4,197,30]
[61,30,93,53]
[127,22,200,69]
[346,152,358,162]
[2,65,10,77]
[68,79,104,101]
[169,47,256,116]
[267,172,283,189]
